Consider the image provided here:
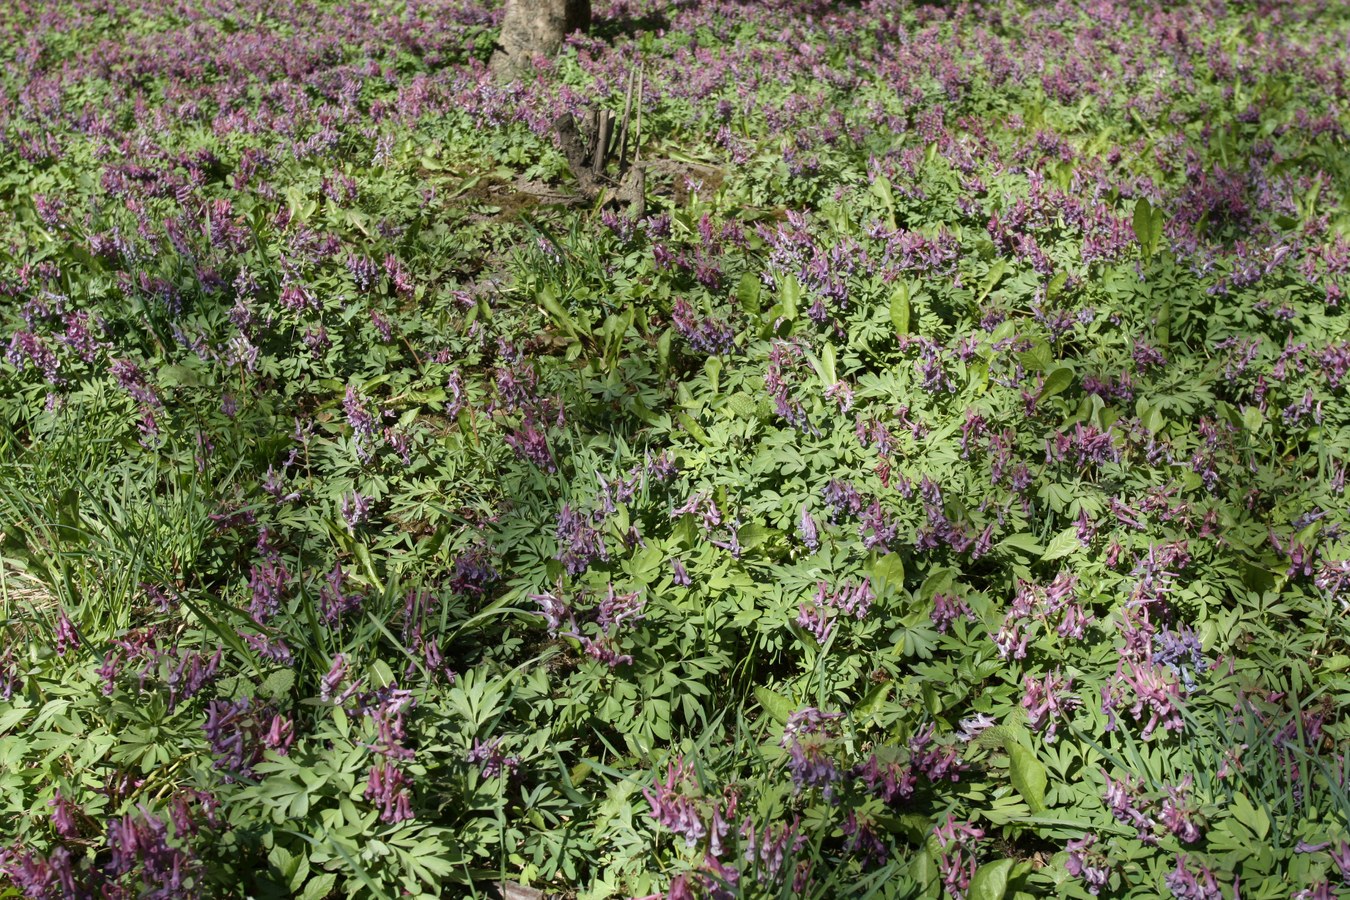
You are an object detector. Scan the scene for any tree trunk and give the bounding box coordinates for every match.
[491,0,591,79]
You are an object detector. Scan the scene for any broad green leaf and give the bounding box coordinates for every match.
[1229,792,1269,840]
[977,259,1009,303]
[1132,198,1153,258]
[779,274,800,321]
[737,522,779,552]
[870,552,906,593]
[1040,528,1080,562]
[1005,741,1048,813]
[1149,204,1165,257]
[736,271,762,314]
[890,282,911,335]
[968,859,1014,900]
[1038,366,1074,400]
[536,285,580,340]
[998,533,1044,556]
[300,873,336,900]
[821,342,838,385]
[754,686,794,724]
[677,413,712,448]
[704,356,722,395]
[918,567,955,601]
[260,668,297,699]
[910,847,941,900]
[369,659,397,689]
[871,175,897,229]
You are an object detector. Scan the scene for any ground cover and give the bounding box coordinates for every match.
[1,0,1350,897]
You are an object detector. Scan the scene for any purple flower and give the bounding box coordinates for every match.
[105,807,198,897]
[48,790,81,839]
[644,758,707,847]
[931,592,975,633]
[319,563,364,625]
[241,631,292,665]
[778,708,844,798]
[7,331,63,384]
[467,737,520,779]
[1101,660,1185,739]
[364,762,414,824]
[796,601,833,644]
[529,589,573,635]
[671,557,692,586]
[53,610,79,657]
[785,738,840,800]
[1064,835,1110,894]
[424,543,479,595]
[203,698,267,782]
[859,500,898,551]
[1021,670,1080,742]
[1153,627,1209,692]
[741,817,806,883]
[672,298,736,355]
[932,815,985,900]
[360,685,415,760]
[1163,854,1223,900]
[164,648,223,710]
[821,479,863,521]
[596,584,645,631]
[554,504,607,576]
[841,811,888,866]
[1160,776,1203,843]
[578,636,633,668]
[343,385,378,463]
[341,490,372,532]
[264,715,295,756]
[247,556,289,624]
[1327,842,1350,885]
[1102,771,1156,842]
[319,654,349,702]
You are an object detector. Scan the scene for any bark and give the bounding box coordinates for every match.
[491,0,591,79]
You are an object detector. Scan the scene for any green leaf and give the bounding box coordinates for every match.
[779,274,800,321]
[736,272,762,314]
[677,413,713,448]
[998,533,1044,556]
[1038,366,1074,401]
[976,259,1009,303]
[260,668,297,700]
[754,686,794,725]
[869,552,905,593]
[299,872,337,900]
[1005,741,1048,813]
[536,284,580,341]
[1229,792,1269,840]
[918,567,955,601]
[1132,198,1154,258]
[871,175,897,229]
[737,522,779,552]
[1040,528,1080,562]
[910,847,942,900]
[968,859,1014,900]
[890,282,911,335]
[820,342,838,385]
[369,659,397,689]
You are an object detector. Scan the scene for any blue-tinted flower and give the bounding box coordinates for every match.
[797,503,820,551]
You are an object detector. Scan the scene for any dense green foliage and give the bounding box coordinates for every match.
[2,0,1350,897]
